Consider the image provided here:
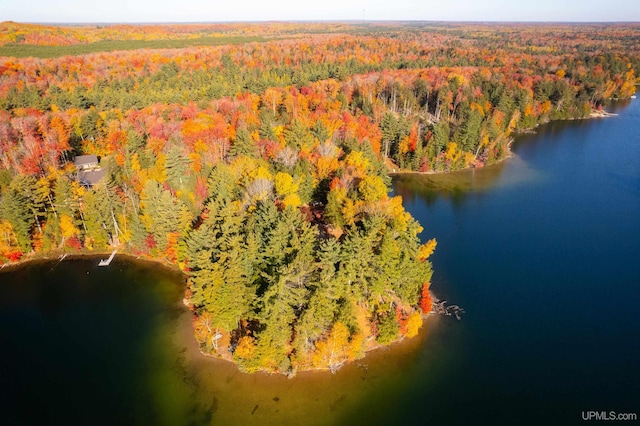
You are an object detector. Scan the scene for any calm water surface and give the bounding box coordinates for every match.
[1,100,639,425]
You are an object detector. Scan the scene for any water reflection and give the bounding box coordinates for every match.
[392,152,540,211]
[392,163,505,203]
[390,106,633,210]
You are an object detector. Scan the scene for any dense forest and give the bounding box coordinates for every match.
[0,22,638,374]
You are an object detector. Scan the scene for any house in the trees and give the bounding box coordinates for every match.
[74,154,106,187]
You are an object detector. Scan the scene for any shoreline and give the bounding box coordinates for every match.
[0,247,181,274]
[388,108,619,177]
[389,151,513,177]
[1,247,439,377]
[193,310,440,378]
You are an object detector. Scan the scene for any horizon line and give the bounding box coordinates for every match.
[4,19,640,26]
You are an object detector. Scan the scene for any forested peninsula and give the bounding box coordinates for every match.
[0,22,638,375]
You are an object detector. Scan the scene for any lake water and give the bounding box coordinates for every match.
[1,100,639,425]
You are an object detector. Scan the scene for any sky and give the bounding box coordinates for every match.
[1,0,639,23]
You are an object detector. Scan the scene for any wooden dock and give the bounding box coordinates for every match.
[98,250,117,266]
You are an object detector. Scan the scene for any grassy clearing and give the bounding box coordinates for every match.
[0,36,269,58]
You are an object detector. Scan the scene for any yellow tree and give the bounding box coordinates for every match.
[405,311,423,338]
[59,214,79,239]
[274,172,301,208]
[417,238,437,261]
[312,322,350,372]
[0,221,22,262]
[261,88,283,115]
[358,175,388,202]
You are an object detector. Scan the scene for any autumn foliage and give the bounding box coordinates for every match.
[0,21,638,374]
[420,282,433,314]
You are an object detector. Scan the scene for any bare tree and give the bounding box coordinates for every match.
[275,147,299,169]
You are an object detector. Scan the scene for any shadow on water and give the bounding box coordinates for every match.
[391,152,543,214]
[393,98,635,213]
[392,162,509,205]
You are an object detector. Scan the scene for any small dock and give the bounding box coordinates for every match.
[98,250,117,267]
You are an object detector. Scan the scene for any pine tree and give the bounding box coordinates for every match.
[296,238,344,344]
[432,121,450,156]
[10,175,46,235]
[228,127,257,158]
[206,162,239,201]
[284,119,314,151]
[0,184,34,252]
[164,145,192,190]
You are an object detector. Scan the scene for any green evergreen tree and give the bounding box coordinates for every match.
[431,121,450,156]
[164,145,192,190]
[229,127,257,158]
[284,119,314,151]
[0,182,34,252]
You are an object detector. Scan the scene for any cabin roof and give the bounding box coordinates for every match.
[78,169,107,187]
[74,154,98,166]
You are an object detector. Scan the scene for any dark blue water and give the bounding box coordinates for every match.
[389,100,640,425]
[0,100,638,425]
